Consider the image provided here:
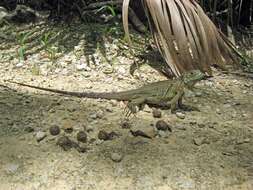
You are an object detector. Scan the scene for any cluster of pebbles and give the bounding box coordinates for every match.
[32,108,173,160]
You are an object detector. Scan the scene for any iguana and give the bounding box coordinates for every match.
[6,70,205,113]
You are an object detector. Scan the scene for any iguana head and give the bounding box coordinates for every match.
[181,70,206,88]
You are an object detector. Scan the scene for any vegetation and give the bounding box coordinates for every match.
[0,0,252,75]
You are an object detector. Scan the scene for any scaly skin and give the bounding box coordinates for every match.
[6,70,205,113]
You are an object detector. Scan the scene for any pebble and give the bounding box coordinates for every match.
[5,163,20,174]
[157,130,169,138]
[67,106,77,112]
[49,125,61,136]
[105,107,113,112]
[110,152,123,162]
[57,136,73,151]
[77,131,87,143]
[244,83,251,88]
[76,64,90,71]
[36,131,47,142]
[195,92,202,97]
[152,109,162,118]
[24,126,34,133]
[86,125,93,132]
[175,125,186,130]
[117,67,126,76]
[236,138,250,145]
[90,111,103,120]
[110,100,118,107]
[16,62,24,68]
[103,67,114,74]
[176,112,185,119]
[76,145,88,153]
[121,120,131,129]
[97,130,118,141]
[63,123,74,133]
[189,121,197,125]
[193,137,206,146]
[98,130,110,141]
[130,130,152,139]
[216,109,222,115]
[197,123,205,128]
[155,120,172,132]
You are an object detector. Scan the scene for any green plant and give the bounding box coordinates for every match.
[16,31,32,61]
[95,5,117,17]
[40,32,58,62]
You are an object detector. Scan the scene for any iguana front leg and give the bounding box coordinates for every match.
[169,90,184,113]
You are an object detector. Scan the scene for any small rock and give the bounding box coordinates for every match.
[98,130,110,141]
[117,67,126,75]
[96,110,104,119]
[86,125,93,132]
[77,131,87,143]
[216,109,222,115]
[57,136,73,151]
[176,112,185,119]
[97,130,118,141]
[63,123,73,133]
[5,163,20,174]
[157,130,169,138]
[130,130,152,139]
[103,67,114,74]
[90,111,103,120]
[197,123,205,128]
[189,121,197,125]
[49,125,60,136]
[156,120,172,132]
[236,138,250,145]
[152,109,162,118]
[193,137,206,146]
[24,126,34,133]
[76,145,88,153]
[108,131,120,139]
[110,100,118,107]
[195,92,202,97]
[95,139,104,145]
[105,107,113,112]
[76,64,89,71]
[110,152,123,162]
[244,83,251,88]
[89,138,96,144]
[16,61,24,68]
[36,131,47,142]
[175,125,186,130]
[67,106,77,112]
[121,120,131,129]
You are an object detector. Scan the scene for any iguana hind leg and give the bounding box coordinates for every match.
[124,97,146,117]
[127,98,146,112]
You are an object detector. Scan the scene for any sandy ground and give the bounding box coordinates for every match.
[0,22,253,190]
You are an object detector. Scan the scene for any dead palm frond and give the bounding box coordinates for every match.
[123,0,238,77]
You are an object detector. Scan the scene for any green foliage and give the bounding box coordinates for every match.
[40,31,58,62]
[16,31,32,61]
[95,5,117,17]
[239,51,253,72]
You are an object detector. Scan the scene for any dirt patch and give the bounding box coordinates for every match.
[0,23,253,190]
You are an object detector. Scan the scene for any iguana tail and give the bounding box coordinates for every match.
[6,80,127,101]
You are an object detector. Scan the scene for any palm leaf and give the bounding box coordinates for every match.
[122,0,238,77]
